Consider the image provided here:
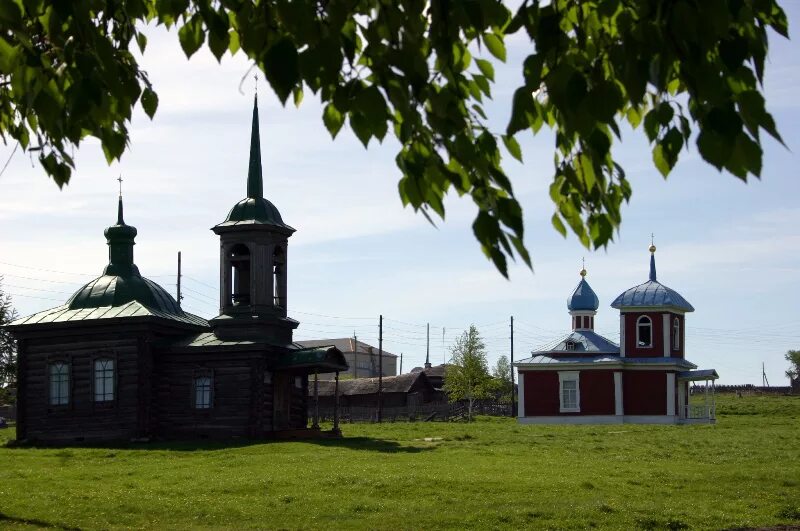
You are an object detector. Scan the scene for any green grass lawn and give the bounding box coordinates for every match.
[1,394,799,530]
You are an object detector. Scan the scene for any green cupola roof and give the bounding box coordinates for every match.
[66,197,185,316]
[216,95,295,233]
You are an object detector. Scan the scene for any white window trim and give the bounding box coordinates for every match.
[673,317,680,350]
[636,315,653,348]
[558,371,580,413]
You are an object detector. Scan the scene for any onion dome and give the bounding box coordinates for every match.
[567,268,599,311]
[610,244,694,312]
[66,196,182,315]
[216,95,294,232]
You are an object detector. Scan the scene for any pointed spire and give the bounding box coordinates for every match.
[649,241,657,282]
[247,94,263,199]
[117,196,125,225]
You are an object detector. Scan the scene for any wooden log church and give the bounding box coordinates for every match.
[7,97,348,443]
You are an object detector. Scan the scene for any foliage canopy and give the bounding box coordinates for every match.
[785,349,800,383]
[444,325,493,420]
[0,0,788,274]
[0,277,17,395]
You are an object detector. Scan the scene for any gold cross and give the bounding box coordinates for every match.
[117,174,123,197]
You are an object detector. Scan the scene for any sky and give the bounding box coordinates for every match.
[1,8,798,385]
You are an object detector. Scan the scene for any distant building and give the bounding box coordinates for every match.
[311,371,435,409]
[410,364,451,390]
[297,339,397,380]
[514,246,718,425]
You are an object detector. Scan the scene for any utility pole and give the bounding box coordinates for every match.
[378,314,383,422]
[176,251,183,307]
[425,323,431,368]
[400,352,403,374]
[353,332,358,379]
[762,362,770,387]
[442,327,446,365]
[510,315,515,417]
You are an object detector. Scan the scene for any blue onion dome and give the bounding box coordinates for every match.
[567,268,600,311]
[610,244,694,312]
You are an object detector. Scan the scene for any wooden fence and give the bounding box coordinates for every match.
[310,400,512,423]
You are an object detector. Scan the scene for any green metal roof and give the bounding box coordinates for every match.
[9,196,207,330]
[8,300,207,328]
[214,95,294,233]
[271,346,349,372]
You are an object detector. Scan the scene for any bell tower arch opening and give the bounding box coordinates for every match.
[230,244,251,306]
[273,245,286,309]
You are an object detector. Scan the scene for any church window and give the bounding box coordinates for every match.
[673,318,680,350]
[565,341,576,351]
[558,371,580,412]
[230,244,251,306]
[637,316,653,347]
[49,362,69,406]
[273,246,285,308]
[194,376,213,409]
[94,359,115,402]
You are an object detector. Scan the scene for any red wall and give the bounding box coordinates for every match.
[623,371,667,415]
[522,370,615,416]
[523,371,560,415]
[580,370,615,415]
[624,312,667,357]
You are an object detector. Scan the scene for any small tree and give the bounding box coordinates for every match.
[0,277,18,403]
[786,350,800,392]
[444,326,492,421]
[491,355,513,404]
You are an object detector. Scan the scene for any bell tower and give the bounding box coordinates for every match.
[567,265,599,331]
[210,95,298,342]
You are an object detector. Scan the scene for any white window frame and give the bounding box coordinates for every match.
[93,358,115,402]
[558,371,580,413]
[673,317,680,350]
[193,376,213,409]
[49,362,70,406]
[636,315,653,348]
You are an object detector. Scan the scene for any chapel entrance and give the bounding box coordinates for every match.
[272,372,292,430]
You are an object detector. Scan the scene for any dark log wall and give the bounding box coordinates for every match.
[21,336,143,443]
[153,351,259,439]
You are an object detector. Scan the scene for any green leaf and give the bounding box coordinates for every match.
[475,58,494,81]
[322,103,344,138]
[135,33,147,54]
[350,111,371,147]
[178,17,205,58]
[263,38,299,104]
[292,86,303,108]
[140,87,158,119]
[551,213,567,238]
[482,33,506,62]
[502,135,522,162]
[207,27,230,61]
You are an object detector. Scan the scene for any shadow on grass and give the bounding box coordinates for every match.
[5,435,433,454]
[0,512,82,531]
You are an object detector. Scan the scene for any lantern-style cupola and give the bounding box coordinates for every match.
[210,95,298,342]
[568,266,599,331]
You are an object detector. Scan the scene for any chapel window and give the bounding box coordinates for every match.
[673,317,680,350]
[637,316,653,347]
[559,372,580,412]
[194,376,213,409]
[230,244,251,306]
[49,362,70,406]
[94,359,115,402]
[565,341,576,351]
